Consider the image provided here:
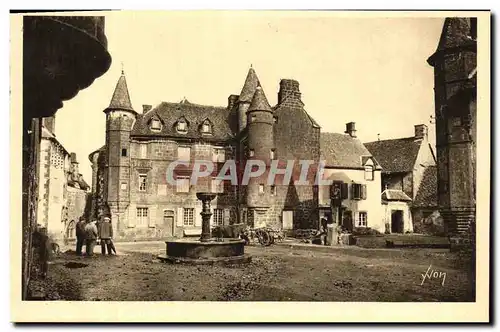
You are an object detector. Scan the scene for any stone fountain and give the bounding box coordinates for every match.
[158,192,251,265]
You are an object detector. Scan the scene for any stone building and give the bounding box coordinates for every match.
[89,67,321,240]
[364,124,438,233]
[427,18,477,236]
[37,116,90,242]
[319,123,384,233]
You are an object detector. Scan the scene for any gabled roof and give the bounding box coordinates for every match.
[131,101,233,141]
[413,166,438,207]
[248,86,272,112]
[382,189,412,202]
[364,137,422,173]
[239,67,261,103]
[107,71,134,112]
[320,132,379,169]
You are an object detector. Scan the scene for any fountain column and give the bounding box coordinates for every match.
[197,192,217,242]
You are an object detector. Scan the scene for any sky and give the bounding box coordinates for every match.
[54,12,445,184]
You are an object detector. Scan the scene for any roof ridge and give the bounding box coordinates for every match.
[160,101,227,110]
[365,136,417,144]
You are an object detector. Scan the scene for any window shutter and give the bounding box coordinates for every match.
[176,208,183,227]
[351,183,356,199]
[223,209,231,226]
[195,206,202,227]
[341,183,349,199]
[149,208,156,228]
[361,184,367,200]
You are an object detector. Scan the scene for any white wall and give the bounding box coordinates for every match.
[319,167,384,232]
[382,201,413,233]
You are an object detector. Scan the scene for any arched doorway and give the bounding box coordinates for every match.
[66,220,76,240]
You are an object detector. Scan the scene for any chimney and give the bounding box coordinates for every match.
[228,94,239,110]
[414,124,428,139]
[42,116,56,134]
[142,104,152,113]
[278,79,301,105]
[70,152,78,164]
[345,122,357,138]
[70,152,79,177]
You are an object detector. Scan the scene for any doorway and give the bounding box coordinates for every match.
[342,210,353,232]
[163,210,175,236]
[391,210,404,233]
[282,210,293,230]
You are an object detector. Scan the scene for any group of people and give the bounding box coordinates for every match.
[75,216,117,256]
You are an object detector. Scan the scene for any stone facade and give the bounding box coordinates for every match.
[427,18,477,236]
[90,68,321,240]
[36,117,91,242]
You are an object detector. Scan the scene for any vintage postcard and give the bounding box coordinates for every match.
[10,10,490,323]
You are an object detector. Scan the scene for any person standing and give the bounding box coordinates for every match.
[75,217,86,256]
[32,224,51,278]
[84,220,98,256]
[98,216,114,255]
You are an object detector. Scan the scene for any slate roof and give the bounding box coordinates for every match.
[364,137,422,173]
[248,86,272,112]
[413,166,438,207]
[239,67,261,103]
[131,101,234,141]
[382,189,412,202]
[436,18,476,52]
[320,132,379,169]
[107,71,134,112]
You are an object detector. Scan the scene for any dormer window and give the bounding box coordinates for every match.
[176,118,188,133]
[151,118,162,131]
[201,120,212,135]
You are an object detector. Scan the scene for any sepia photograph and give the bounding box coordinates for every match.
[10,9,490,323]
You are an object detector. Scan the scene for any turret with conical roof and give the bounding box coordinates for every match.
[237,66,261,132]
[104,70,136,221]
[245,85,276,212]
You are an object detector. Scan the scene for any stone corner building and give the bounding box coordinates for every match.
[427,17,477,236]
[89,67,320,240]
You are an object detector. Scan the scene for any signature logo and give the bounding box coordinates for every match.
[420,264,446,286]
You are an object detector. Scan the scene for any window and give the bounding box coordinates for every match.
[259,184,264,194]
[202,122,212,134]
[177,120,187,133]
[138,174,147,191]
[151,119,162,131]
[451,117,462,127]
[213,209,224,226]
[364,165,374,181]
[121,148,127,157]
[271,185,277,196]
[121,182,127,190]
[183,208,194,226]
[273,116,278,124]
[249,149,255,157]
[178,146,191,161]
[352,183,367,200]
[357,212,368,227]
[270,149,276,160]
[251,114,256,122]
[212,148,226,163]
[164,210,174,223]
[136,208,149,227]
[140,144,147,159]
[211,178,224,194]
[177,176,190,193]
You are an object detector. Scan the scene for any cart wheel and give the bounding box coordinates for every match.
[257,230,272,246]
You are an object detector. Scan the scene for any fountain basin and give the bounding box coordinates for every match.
[158,238,251,265]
